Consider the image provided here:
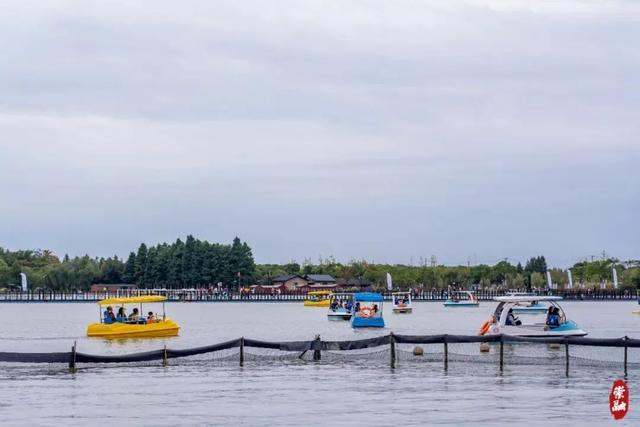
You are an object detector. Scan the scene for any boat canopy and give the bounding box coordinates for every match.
[307,291,332,296]
[354,292,383,302]
[494,296,562,303]
[97,295,167,305]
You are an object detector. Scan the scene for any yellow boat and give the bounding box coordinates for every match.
[303,290,332,307]
[87,295,180,338]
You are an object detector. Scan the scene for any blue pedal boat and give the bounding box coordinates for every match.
[351,292,385,328]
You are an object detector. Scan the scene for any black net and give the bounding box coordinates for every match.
[1,334,638,373]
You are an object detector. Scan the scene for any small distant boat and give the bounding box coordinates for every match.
[478,296,587,337]
[327,293,353,321]
[444,291,479,307]
[392,291,413,313]
[505,292,547,314]
[87,295,180,338]
[512,301,548,314]
[304,290,332,307]
[351,292,385,328]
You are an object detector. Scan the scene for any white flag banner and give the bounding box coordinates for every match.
[613,267,619,289]
[386,273,393,291]
[20,273,27,292]
[546,271,553,289]
[567,269,573,289]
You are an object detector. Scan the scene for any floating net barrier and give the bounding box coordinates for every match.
[1,334,639,375]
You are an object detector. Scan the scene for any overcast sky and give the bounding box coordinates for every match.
[0,0,638,267]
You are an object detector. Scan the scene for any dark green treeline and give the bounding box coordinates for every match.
[0,236,255,291]
[256,256,640,290]
[1,241,639,291]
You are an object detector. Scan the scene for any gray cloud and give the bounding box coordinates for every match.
[0,0,638,267]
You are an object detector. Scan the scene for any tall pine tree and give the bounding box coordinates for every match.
[168,239,184,288]
[134,243,148,287]
[122,252,136,283]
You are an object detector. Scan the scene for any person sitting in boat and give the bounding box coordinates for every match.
[546,307,561,328]
[103,306,116,324]
[345,300,353,311]
[330,300,338,311]
[128,308,143,323]
[354,302,360,313]
[372,304,379,314]
[545,307,554,324]
[116,307,127,323]
[147,311,156,323]
[505,309,521,326]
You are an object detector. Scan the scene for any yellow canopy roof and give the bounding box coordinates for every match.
[97,295,167,305]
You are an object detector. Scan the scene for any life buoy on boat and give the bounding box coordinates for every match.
[479,320,491,336]
[359,307,374,318]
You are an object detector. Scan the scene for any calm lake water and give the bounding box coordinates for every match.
[0,301,638,426]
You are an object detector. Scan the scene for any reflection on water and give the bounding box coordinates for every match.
[0,301,638,425]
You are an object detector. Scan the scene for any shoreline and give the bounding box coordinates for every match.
[1,298,637,304]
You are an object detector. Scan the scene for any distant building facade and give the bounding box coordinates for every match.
[270,274,337,291]
[270,275,309,291]
[305,274,337,289]
[335,277,373,290]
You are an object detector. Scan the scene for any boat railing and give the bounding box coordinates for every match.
[101,318,167,325]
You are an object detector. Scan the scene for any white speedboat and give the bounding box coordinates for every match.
[392,291,413,313]
[504,292,547,314]
[327,293,353,321]
[512,301,548,314]
[444,291,479,307]
[478,296,587,337]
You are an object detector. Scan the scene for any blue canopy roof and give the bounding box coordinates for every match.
[354,292,384,302]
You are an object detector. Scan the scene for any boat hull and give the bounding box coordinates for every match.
[393,307,413,313]
[327,309,352,320]
[87,319,180,338]
[444,301,479,307]
[351,316,385,328]
[483,321,587,337]
[328,313,352,321]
